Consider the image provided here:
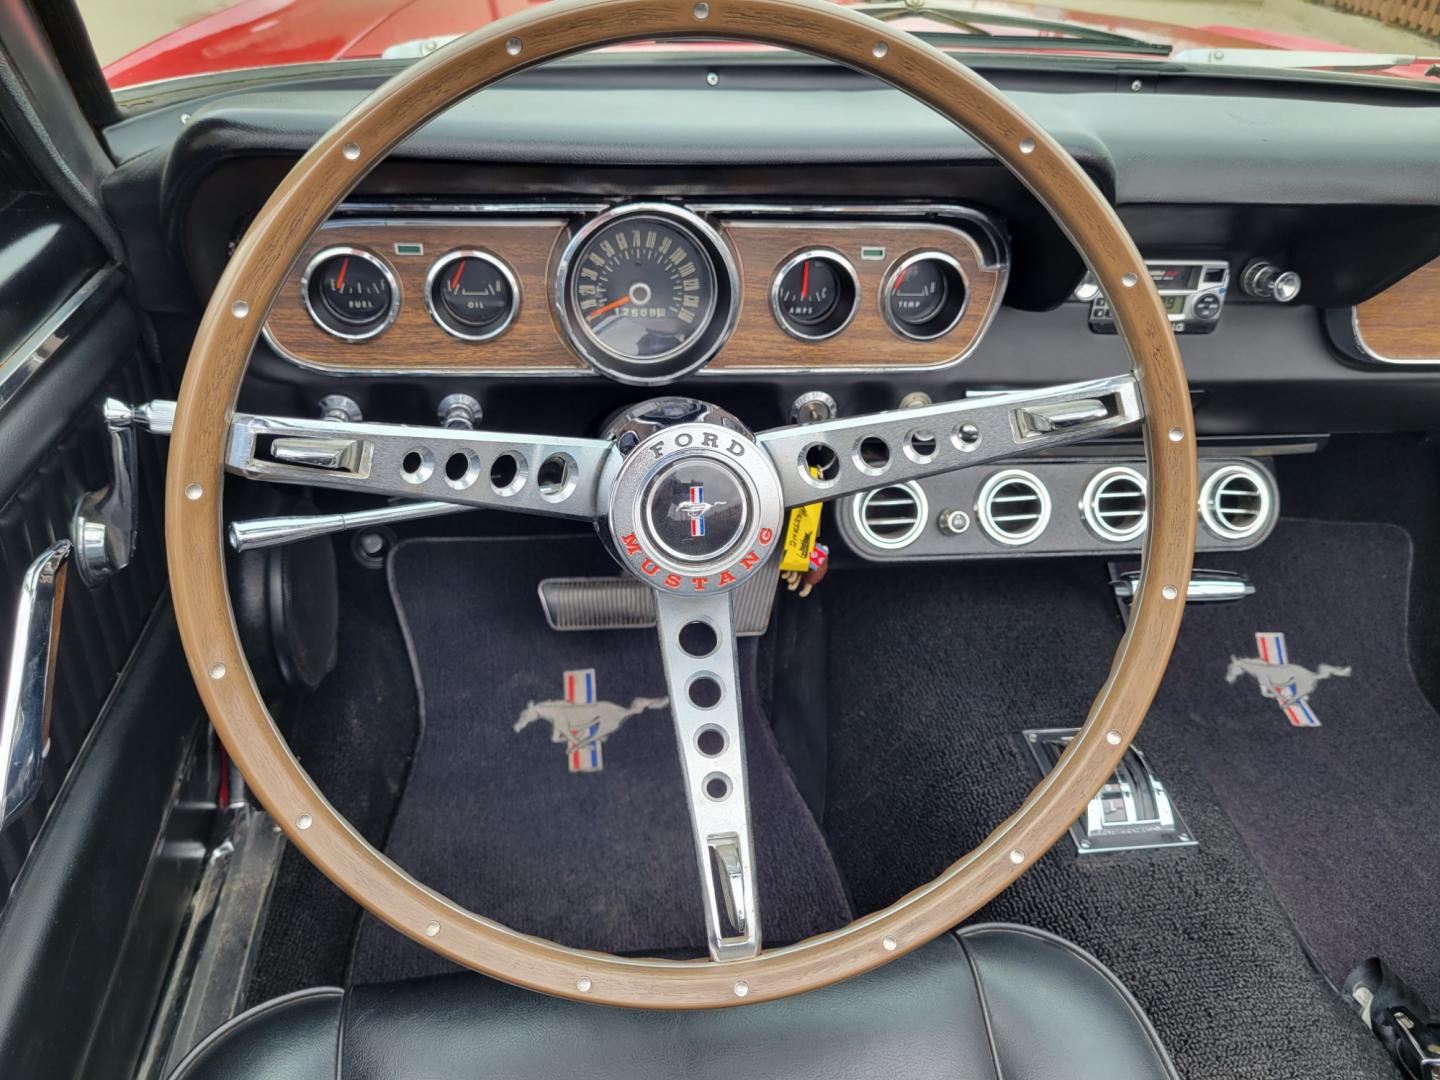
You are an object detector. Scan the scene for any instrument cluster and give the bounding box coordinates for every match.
[264,202,1008,381]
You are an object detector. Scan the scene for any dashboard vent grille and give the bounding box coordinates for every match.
[853,483,927,550]
[977,470,1051,546]
[1082,466,1148,543]
[1201,464,1271,540]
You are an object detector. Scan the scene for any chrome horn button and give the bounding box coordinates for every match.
[601,400,783,595]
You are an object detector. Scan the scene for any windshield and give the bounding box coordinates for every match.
[80,0,1440,89]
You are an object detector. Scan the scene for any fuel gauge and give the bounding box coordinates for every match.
[426,251,519,341]
[771,250,859,341]
[303,247,399,341]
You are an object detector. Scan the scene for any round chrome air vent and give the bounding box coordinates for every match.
[1081,465,1148,543]
[976,469,1051,547]
[1200,464,1272,541]
[852,482,928,550]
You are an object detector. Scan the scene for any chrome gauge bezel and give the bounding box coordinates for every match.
[769,248,861,342]
[424,249,520,342]
[300,246,402,343]
[554,202,740,385]
[879,250,970,342]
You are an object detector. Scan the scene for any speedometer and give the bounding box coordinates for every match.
[557,204,738,384]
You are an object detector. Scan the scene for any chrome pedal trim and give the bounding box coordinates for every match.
[1024,727,1198,856]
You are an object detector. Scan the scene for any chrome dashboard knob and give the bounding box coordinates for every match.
[1241,260,1301,303]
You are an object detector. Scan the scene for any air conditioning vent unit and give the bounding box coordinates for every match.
[852,482,928,550]
[1081,466,1148,543]
[1200,464,1272,540]
[976,469,1051,546]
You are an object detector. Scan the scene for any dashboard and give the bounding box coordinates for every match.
[262,202,1007,381]
[94,58,1440,564]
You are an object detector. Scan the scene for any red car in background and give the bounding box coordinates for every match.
[102,0,1437,88]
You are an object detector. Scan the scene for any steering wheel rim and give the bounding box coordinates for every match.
[166,0,1196,1008]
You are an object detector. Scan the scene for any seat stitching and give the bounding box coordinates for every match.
[954,932,1006,1080]
[957,923,1179,1080]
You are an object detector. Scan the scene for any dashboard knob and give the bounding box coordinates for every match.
[790,390,838,425]
[1241,260,1301,303]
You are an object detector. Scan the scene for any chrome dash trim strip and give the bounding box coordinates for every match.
[0,268,122,416]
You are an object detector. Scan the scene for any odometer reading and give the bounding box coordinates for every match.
[570,216,717,363]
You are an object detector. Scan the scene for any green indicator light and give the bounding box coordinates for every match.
[394,242,424,256]
[860,246,886,261]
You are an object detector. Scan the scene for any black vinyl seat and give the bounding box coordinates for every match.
[169,923,1177,1080]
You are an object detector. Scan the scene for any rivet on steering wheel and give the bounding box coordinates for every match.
[230,300,249,318]
[342,142,361,161]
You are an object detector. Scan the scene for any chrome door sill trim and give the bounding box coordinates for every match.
[0,267,122,416]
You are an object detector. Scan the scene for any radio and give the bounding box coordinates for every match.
[1076,260,1230,335]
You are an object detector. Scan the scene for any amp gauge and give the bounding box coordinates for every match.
[771,250,859,341]
[302,247,400,341]
[881,251,968,341]
[426,251,519,341]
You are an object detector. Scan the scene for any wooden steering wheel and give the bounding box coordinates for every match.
[166,0,1196,1009]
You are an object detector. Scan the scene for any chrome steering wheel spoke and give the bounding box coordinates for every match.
[653,588,760,962]
[756,374,1142,507]
[225,411,612,520]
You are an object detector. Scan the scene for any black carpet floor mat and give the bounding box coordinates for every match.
[819,542,1401,1080]
[1147,519,1440,1005]
[351,536,852,983]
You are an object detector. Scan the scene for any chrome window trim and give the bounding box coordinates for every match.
[0,267,122,416]
[768,248,860,343]
[258,201,1009,379]
[423,249,521,343]
[1348,304,1440,366]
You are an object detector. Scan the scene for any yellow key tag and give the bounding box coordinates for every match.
[780,501,823,573]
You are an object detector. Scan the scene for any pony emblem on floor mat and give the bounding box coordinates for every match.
[513,668,667,772]
[1225,632,1351,727]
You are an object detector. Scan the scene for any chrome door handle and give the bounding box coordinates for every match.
[1,539,70,830]
[70,398,176,586]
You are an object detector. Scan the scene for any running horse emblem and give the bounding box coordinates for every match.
[670,485,726,538]
[1225,632,1351,727]
[513,668,668,772]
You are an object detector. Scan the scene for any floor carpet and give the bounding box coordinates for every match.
[1147,519,1440,1005]
[350,536,852,983]
[818,536,1405,1080]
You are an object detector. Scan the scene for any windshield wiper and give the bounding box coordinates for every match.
[850,0,1172,56]
[1173,47,1440,77]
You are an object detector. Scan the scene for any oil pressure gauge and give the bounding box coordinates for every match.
[771,249,859,341]
[302,247,400,341]
[426,250,519,341]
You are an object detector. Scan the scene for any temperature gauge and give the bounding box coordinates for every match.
[303,247,399,341]
[882,252,967,341]
[426,251,519,341]
[771,250,858,341]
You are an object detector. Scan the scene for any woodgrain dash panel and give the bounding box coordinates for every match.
[264,215,1005,374]
[1354,255,1440,363]
[710,220,1002,371]
[264,219,587,373]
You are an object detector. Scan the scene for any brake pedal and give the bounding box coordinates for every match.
[539,571,777,636]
